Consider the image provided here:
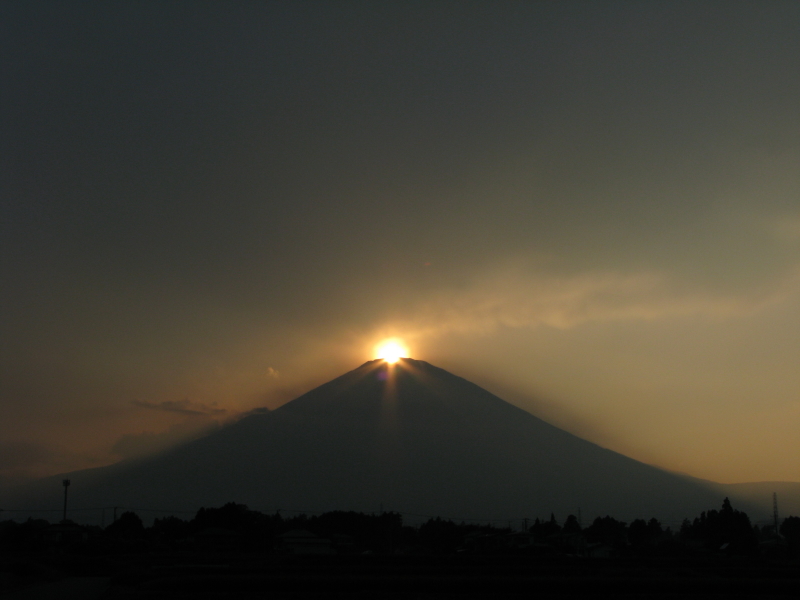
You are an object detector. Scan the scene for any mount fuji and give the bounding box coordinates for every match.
[8,359,739,523]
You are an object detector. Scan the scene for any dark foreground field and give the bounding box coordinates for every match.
[3,553,799,599]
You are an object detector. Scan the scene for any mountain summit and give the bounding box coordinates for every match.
[10,359,726,522]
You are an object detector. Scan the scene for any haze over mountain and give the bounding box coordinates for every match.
[5,359,762,524]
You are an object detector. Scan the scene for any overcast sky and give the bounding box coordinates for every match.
[2,1,799,486]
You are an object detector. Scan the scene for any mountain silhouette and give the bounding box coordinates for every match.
[8,359,736,522]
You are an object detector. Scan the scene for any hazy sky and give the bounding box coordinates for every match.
[3,1,799,486]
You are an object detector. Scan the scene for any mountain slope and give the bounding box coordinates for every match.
[7,359,744,523]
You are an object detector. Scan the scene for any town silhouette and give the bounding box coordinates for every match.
[2,497,798,597]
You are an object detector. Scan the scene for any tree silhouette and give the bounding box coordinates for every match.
[193,502,256,531]
[420,518,466,553]
[682,497,756,554]
[628,519,649,547]
[584,515,628,550]
[532,513,561,540]
[562,514,581,534]
[780,515,800,540]
[305,510,406,554]
[106,511,144,538]
[629,517,662,548]
[780,515,800,555]
[151,515,191,542]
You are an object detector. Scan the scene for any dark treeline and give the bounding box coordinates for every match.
[2,498,799,558]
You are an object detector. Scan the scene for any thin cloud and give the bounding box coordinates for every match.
[392,265,797,341]
[132,398,227,416]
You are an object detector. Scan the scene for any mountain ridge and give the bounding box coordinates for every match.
[3,359,784,524]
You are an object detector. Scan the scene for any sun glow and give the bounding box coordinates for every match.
[374,339,408,363]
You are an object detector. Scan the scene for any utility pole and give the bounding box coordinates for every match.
[62,479,70,523]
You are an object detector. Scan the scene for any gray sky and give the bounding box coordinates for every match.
[2,1,799,485]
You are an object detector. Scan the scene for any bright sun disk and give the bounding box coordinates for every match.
[374,339,408,363]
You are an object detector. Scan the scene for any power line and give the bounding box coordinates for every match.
[0,506,194,514]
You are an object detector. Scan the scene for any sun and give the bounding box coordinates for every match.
[374,339,409,363]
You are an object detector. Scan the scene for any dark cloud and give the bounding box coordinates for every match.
[131,399,227,416]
